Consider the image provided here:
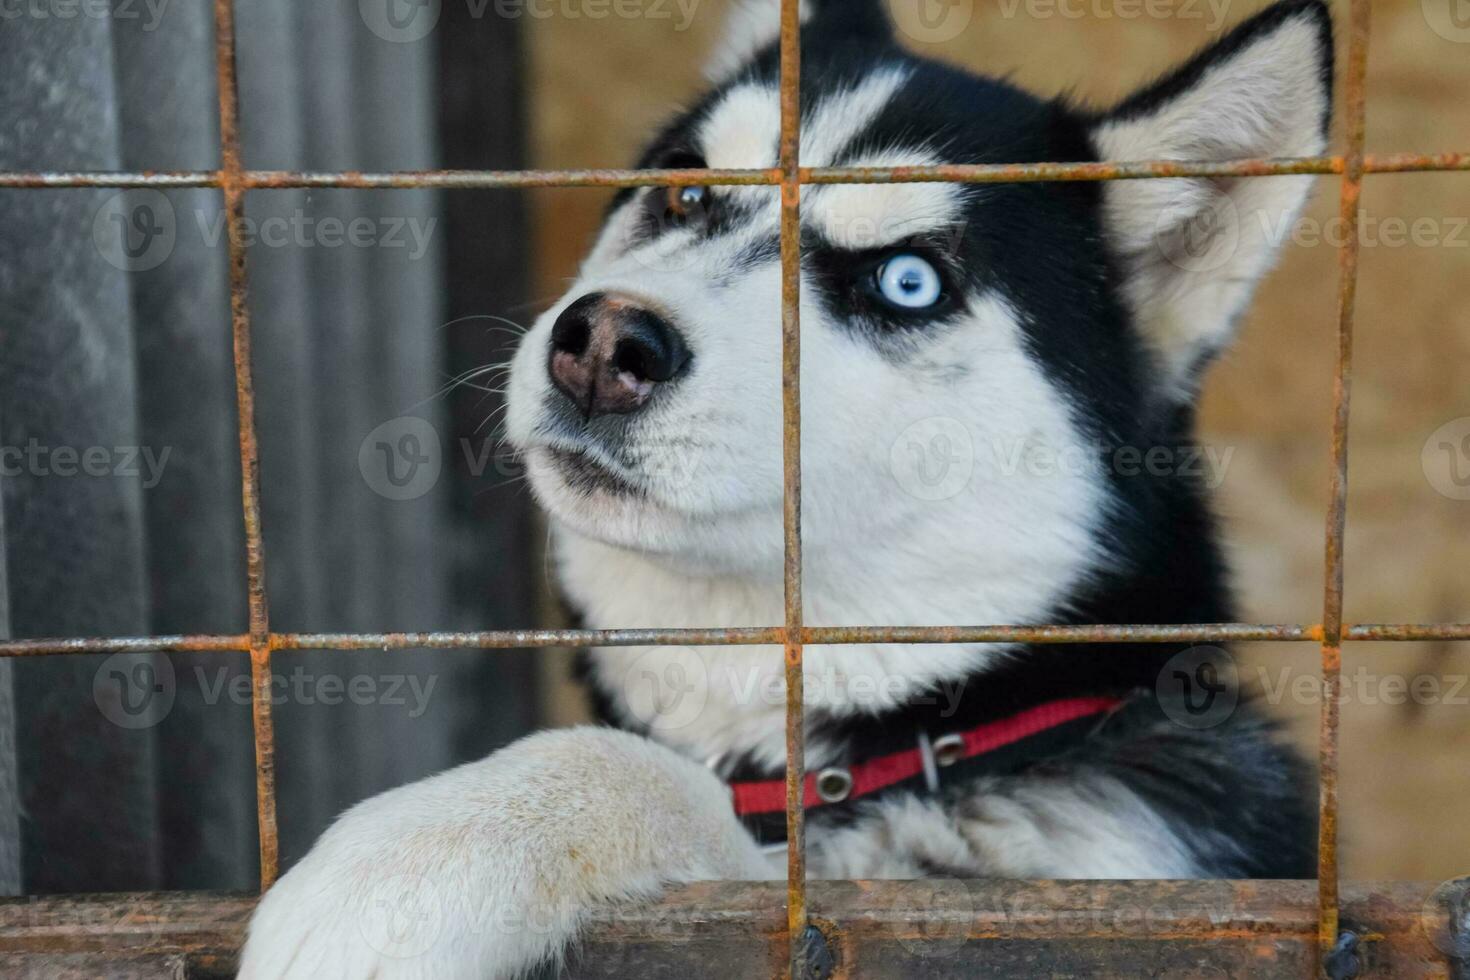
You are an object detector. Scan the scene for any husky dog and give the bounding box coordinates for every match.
[241,1,1334,976]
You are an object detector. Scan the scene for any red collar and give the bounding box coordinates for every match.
[730,696,1122,820]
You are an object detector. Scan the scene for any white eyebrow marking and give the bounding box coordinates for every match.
[800,66,913,168]
[697,66,914,171]
[696,67,924,236]
[808,147,968,250]
[699,82,781,171]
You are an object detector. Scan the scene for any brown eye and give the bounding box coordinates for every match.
[665,184,710,223]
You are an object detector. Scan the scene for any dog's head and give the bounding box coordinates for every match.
[507,0,1332,614]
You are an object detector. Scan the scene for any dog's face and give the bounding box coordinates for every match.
[507,1,1331,609]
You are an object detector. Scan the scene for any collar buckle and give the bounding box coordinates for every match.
[917,730,967,793]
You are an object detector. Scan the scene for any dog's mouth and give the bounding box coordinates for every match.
[543,445,645,499]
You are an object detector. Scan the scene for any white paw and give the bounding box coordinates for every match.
[238,727,766,979]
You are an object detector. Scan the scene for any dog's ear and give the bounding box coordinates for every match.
[1089,0,1333,401]
[706,0,893,80]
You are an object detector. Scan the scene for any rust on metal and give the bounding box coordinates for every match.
[275,627,786,650]
[0,170,224,188]
[803,623,1319,645]
[1,881,1464,977]
[242,168,780,189]
[802,151,1470,185]
[777,0,807,975]
[0,635,251,657]
[214,0,279,892]
[2,153,1468,190]
[1346,623,1470,641]
[5,621,1470,659]
[1317,0,1373,958]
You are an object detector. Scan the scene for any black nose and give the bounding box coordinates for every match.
[548,292,691,418]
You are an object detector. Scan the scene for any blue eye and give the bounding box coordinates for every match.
[875,254,943,309]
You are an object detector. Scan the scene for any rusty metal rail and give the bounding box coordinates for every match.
[1315,0,1372,957]
[213,0,280,892]
[4,622,1470,659]
[1,152,1468,189]
[1,0,1464,974]
[1,880,1466,978]
[776,1,809,975]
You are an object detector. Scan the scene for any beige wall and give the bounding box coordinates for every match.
[523,0,1470,879]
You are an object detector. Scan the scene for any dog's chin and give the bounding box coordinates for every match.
[523,446,783,569]
[523,447,700,552]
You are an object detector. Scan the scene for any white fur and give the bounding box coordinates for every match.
[799,66,914,167]
[238,728,769,980]
[698,82,781,171]
[810,777,1201,880]
[809,147,966,248]
[1092,13,1329,399]
[704,0,812,81]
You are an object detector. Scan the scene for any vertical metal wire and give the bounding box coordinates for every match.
[778,0,807,973]
[1318,0,1372,955]
[214,0,280,890]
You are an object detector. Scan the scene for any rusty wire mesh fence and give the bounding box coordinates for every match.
[1,0,1469,975]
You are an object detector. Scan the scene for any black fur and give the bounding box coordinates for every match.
[579,0,1331,880]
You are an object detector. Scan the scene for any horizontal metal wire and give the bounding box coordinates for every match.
[3,622,1468,657]
[0,152,1466,189]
